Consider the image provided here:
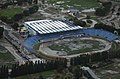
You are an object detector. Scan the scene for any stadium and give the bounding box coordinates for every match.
[23,19,119,59]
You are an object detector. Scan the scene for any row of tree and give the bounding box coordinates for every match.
[95,2,112,16]
[0,65,9,79]
[0,27,4,38]
[70,48,120,66]
[0,0,38,9]
[0,58,67,78]
[1,48,120,78]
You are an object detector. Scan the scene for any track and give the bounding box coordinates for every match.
[38,37,112,58]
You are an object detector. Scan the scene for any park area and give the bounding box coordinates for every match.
[0,7,23,18]
[48,0,99,9]
[0,45,15,66]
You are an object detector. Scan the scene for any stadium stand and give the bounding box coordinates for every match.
[23,29,118,53]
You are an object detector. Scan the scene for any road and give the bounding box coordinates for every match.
[3,26,26,65]
[5,46,25,65]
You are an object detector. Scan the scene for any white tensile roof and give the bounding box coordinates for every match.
[25,20,82,34]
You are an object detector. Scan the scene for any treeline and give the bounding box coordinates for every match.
[0,5,39,24]
[1,49,120,78]
[95,2,112,16]
[0,65,9,79]
[0,58,67,78]
[0,27,4,38]
[0,0,38,9]
[70,48,120,66]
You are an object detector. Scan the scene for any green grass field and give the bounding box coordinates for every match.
[48,39,104,55]
[33,44,40,50]
[12,70,57,79]
[48,0,99,9]
[0,46,15,66]
[0,7,23,18]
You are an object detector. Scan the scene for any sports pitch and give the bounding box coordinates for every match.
[34,36,112,58]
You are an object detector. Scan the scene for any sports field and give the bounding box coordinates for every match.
[34,36,111,58]
[48,38,105,55]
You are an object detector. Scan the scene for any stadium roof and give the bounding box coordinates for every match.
[25,20,83,34]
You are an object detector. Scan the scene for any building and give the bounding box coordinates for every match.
[24,20,82,35]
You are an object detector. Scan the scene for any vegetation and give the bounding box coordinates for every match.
[48,39,105,55]
[12,70,56,79]
[0,27,4,38]
[10,59,67,78]
[33,44,40,50]
[0,5,39,25]
[0,7,23,18]
[48,0,99,9]
[0,46,15,66]
[95,2,112,16]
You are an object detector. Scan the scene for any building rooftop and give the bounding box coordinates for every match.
[24,20,82,34]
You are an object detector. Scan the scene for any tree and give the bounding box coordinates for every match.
[39,75,44,79]
[12,13,24,21]
[23,10,30,16]
[34,0,38,4]
[86,15,91,19]
[0,27,4,38]
[95,8,106,16]
[0,3,10,9]
[42,0,45,4]
[0,16,8,22]
[95,2,112,16]
[29,5,39,14]
[11,23,19,30]
[86,19,92,24]
[74,20,86,27]
[27,0,32,5]
[73,66,82,79]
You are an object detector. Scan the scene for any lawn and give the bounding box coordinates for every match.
[0,7,23,18]
[0,46,15,66]
[33,43,40,50]
[48,0,99,9]
[48,39,104,55]
[0,51,15,62]
[12,70,56,79]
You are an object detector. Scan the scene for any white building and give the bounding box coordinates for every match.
[24,20,82,35]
